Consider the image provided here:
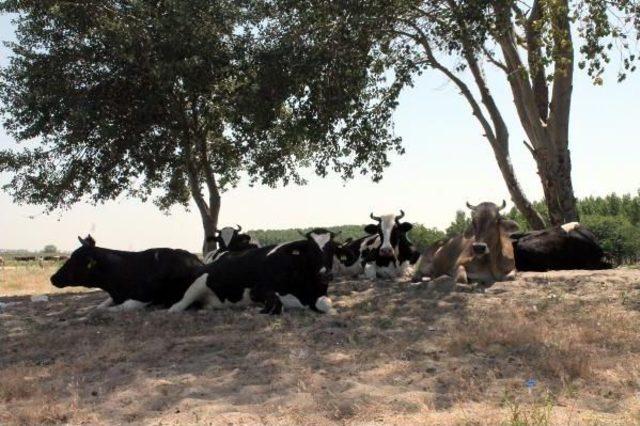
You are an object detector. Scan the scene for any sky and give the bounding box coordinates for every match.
[0,13,638,252]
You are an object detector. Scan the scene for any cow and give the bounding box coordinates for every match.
[169,229,339,315]
[418,201,520,285]
[50,235,204,311]
[511,222,611,271]
[332,211,420,279]
[14,256,36,262]
[359,211,420,279]
[203,225,260,264]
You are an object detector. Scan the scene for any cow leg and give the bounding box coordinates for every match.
[95,297,114,310]
[260,291,283,315]
[108,299,150,312]
[364,263,377,280]
[504,270,517,281]
[454,265,468,284]
[168,274,209,312]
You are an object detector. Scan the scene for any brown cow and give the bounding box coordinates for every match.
[416,201,519,285]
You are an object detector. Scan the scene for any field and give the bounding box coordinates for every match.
[1,266,640,425]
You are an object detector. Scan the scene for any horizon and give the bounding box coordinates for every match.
[1,13,639,253]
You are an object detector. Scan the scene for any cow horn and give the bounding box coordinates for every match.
[395,209,405,222]
[498,200,507,211]
[236,224,242,232]
[466,202,477,210]
[370,212,381,221]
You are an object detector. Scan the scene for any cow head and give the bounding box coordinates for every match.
[50,235,99,288]
[465,201,519,256]
[365,210,413,259]
[215,225,242,250]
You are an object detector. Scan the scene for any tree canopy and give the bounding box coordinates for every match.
[262,0,640,227]
[0,0,404,252]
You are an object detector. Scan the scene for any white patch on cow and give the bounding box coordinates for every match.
[364,263,377,279]
[108,299,150,312]
[219,227,236,247]
[376,264,399,279]
[379,214,396,253]
[277,293,305,309]
[235,288,252,307]
[203,249,220,264]
[361,235,381,250]
[310,232,331,250]
[154,251,160,262]
[319,266,327,274]
[169,274,212,312]
[333,257,363,277]
[268,242,290,256]
[561,222,580,233]
[315,296,332,313]
[96,297,114,310]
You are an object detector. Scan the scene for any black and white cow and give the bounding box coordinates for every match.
[203,225,259,264]
[169,229,339,314]
[332,211,420,279]
[50,235,204,311]
[512,222,611,271]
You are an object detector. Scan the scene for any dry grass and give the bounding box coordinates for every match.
[1,268,640,425]
[0,264,88,296]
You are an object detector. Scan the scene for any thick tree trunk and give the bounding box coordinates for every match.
[532,143,578,225]
[491,139,546,229]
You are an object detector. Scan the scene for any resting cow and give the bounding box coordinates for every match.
[203,225,259,264]
[512,222,611,271]
[419,201,519,285]
[50,235,203,311]
[169,229,339,314]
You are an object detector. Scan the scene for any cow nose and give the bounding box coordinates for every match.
[379,247,394,257]
[472,243,489,255]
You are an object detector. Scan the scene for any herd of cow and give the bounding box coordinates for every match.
[48,200,610,315]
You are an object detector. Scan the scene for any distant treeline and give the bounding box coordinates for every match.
[249,191,640,265]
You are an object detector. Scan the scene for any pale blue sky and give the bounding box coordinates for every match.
[0,14,638,252]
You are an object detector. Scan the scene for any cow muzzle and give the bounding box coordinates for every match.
[472,243,489,255]
[379,247,395,258]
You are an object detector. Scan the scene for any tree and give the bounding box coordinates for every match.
[268,0,640,228]
[0,1,398,254]
[43,244,57,253]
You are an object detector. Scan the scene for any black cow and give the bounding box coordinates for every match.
[50,235,204,311]
[512,222,611,271]
[169,229,339,314]
[203,225,259,264]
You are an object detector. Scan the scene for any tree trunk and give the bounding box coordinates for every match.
[532,143,578,225]
[491,138,546,229]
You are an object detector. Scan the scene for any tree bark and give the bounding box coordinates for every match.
[184,138,221,255]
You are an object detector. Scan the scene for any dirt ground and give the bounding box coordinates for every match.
[1,267,640,425]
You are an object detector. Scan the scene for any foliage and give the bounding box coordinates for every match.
[581,215,640,264]
[445,210,471,238]
[0,0,400,217]
[42,245,57,254]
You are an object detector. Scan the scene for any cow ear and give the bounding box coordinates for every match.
[499,219,520,235]
[364,224,378,234]
[398,222,413,233]
[78,235,96,247]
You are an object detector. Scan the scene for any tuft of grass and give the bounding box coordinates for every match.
[502,391,553,426]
